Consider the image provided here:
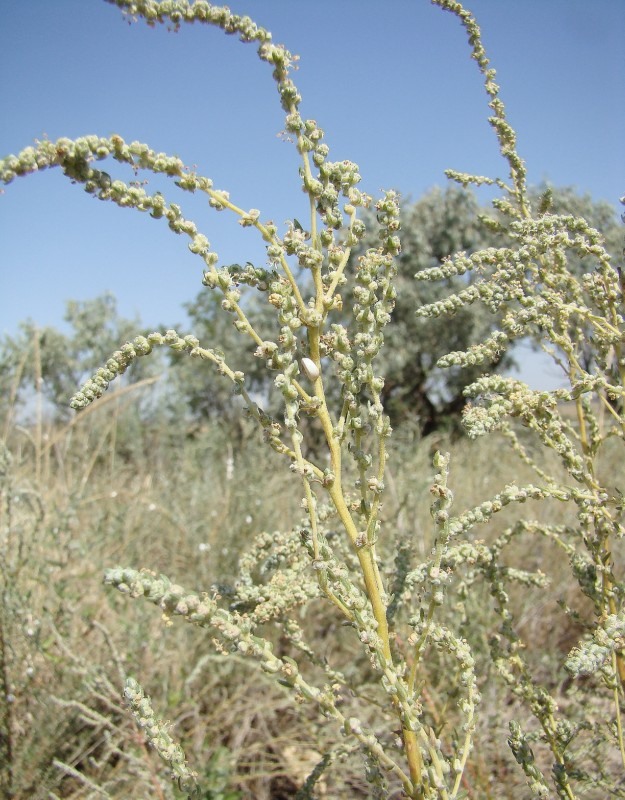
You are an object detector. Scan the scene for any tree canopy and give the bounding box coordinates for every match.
[3,186,621,435]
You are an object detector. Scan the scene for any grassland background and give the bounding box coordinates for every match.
[1,383,622,799]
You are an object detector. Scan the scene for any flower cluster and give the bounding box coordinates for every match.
[565,614,625,677]
[124,678,198,789]
[108,0,272,43]
[70,330,243,409]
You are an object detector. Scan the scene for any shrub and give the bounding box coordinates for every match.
[1,1,623,798]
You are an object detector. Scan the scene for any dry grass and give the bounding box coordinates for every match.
[1,392,622,798]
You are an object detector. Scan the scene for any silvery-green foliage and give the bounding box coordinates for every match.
[346,185,621,434]
[346,185,510,434]
[414,4,625,796]
[1,0,623,798]
[124,677,199,792]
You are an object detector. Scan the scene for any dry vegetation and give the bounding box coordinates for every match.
[3,383,619,799]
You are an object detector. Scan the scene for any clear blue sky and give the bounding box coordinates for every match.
[1,0,624,387]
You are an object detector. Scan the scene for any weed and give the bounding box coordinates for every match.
[1,1,623,797]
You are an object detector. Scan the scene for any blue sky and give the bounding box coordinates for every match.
[1,0,624,387]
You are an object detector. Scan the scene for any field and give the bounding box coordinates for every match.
[3,385,622,799]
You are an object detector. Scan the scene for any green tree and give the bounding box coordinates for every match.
[164,284,273,428]
[0,293,158,422]
[346,184,621,434]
